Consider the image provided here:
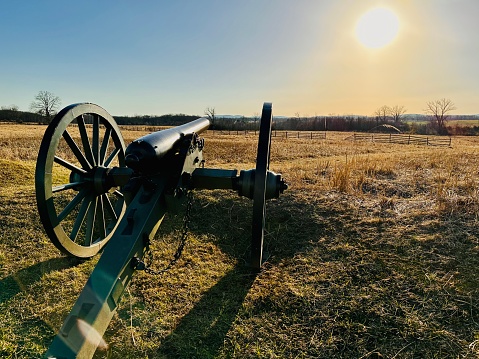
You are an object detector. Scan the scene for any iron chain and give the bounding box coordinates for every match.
[138,190,194,275]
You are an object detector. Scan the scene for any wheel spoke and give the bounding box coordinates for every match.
[54,156,88,175]
[113,190,124,198]
[62,130,92,170]
[92,115,100,166]
[99,127,112,166]
[97,195,107,239]
[70,194,93,241]
[103,194,118,221]
[84,196,98,246]
[78,115,95,167]
[52,182,84,193]
[104,147,120,167]
[57,189,88,223]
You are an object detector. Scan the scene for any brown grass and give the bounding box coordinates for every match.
[1,124,479,358]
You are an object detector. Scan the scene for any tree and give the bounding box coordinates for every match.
[425,98,456,133]
[30,91,61,121]
[374,105,390,126]
[204,107,216,128]
[389,105,407,123]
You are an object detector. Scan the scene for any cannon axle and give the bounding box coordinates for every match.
[191,167,287,200]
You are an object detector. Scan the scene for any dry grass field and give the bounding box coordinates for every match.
[1,123,479,358]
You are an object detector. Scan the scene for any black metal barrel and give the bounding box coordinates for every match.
[125,117,210,172]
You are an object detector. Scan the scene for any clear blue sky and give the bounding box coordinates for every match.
[1,0,479,116]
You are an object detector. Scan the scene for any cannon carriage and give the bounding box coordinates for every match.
[35,102,286,358]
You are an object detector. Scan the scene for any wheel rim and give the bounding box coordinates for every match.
[251,102,272,269]
[35,103,127,258]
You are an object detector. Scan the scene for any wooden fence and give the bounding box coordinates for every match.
[117,126,328,140]
[347,133,452,147]
[208,130,327,140]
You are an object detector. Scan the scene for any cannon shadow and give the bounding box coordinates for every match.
[155,265,255,358]
[0,256,82,304]
[187,191,328,266]
[150,189,479,358]
[145,191,325,358]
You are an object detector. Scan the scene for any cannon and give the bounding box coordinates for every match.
[34,102,287,358]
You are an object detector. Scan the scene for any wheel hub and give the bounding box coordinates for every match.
[69,166,133,195]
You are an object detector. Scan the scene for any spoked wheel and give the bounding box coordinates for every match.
[35,103,128,258]
[251,102,273,270]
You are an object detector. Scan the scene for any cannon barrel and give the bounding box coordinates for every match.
[125,117,210,172]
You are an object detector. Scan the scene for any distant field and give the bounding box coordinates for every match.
[406,119,479,127]
[1,124,479,358]
[448,119,479,127]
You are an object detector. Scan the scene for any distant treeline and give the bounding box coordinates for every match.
[114,114,200,126]
[0,109,44,123]
[214,115,479,136]
[2,109,479,136]
[0,110,200,127]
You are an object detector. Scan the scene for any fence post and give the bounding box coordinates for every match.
[286,131,288,139]
[408,134,410,145]
[311,132,313,140]
[390,133,392,142]
[297,132,300,138]
[426,137,429,146]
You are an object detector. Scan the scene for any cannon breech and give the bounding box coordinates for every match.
[124,117,210,173]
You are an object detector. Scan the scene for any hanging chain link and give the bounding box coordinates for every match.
[135,190,194,275]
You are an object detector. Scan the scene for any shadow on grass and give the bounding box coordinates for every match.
[13,188,479,358]
[0,256,82,304]
[156,265,255,358]
[185,191,334,265]
[0,256,85,358]
[144,191,329,358]
[151,190,479,358]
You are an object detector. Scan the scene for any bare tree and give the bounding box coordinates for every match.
[30,91,61,121]
[389,105,407,123]
[204,107,216,128]
[425,98,456,133]
[374,105,390,126]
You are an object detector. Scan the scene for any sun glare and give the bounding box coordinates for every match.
[355,7,399,49]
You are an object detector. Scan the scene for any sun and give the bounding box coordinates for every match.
[355,7,399,49]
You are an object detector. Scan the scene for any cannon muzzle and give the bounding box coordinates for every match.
[125,117,210,172]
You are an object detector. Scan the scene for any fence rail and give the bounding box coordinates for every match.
[347,133,452,147]
[207,130,327,140]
